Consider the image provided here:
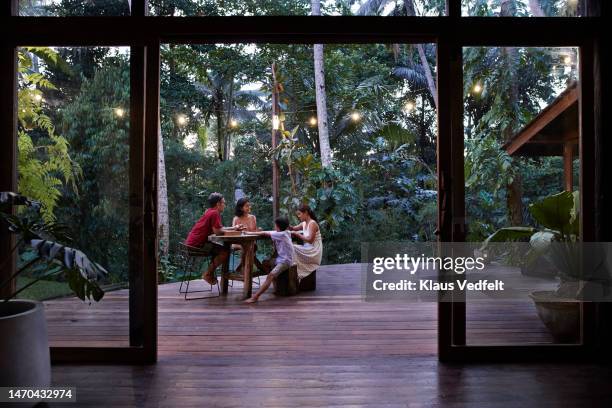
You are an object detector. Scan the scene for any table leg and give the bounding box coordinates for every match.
[242,242,254,299]
[221,242,230,294]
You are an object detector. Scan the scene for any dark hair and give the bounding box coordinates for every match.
[274,216,289,231]
[235,197,250,217]
[208,192,224,208]
[297,204,318,222]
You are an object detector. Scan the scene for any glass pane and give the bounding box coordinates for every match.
[148,1,446,16]
[16,46,131,347]
[462,0,595,17]
[463,46,580,344]
[19,0,131,16]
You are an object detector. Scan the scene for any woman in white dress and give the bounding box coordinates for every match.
[290,204,323,280]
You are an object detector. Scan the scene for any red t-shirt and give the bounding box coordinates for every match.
[185,208,223,247]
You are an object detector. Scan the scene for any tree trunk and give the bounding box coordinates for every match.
[216,100,224,161]
[158,125,170,256]
[311,0,332,168]
[404,1,438,109]
[528,0,545,16]
[501,0,524,226]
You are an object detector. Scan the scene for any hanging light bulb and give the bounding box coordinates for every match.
[309,117,317,126]
[563,55,572,66]
[114,107,125,118]
[272,115,280,130]
[177,114,188,126]
[403,101,415,113]
[351,111,361,122]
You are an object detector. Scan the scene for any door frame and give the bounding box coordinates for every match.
[1,0,605,364]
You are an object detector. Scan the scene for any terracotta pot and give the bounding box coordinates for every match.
[529,290,580,343]
[0,299,51,401]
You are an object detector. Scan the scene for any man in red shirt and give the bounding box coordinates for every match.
[185,192,231,285]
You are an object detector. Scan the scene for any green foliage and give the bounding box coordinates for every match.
[17,48,81,222]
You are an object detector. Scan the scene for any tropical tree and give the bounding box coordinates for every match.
[311,0,332,168]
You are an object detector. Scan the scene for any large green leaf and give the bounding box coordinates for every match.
[528,191,575,235]
[482,226,536,247]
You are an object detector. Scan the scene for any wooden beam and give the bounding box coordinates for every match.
[142,42,160,363]
[505,87,578,156]
[1,16,601,47]
[563,143,574,192]
[51,346,151,364]
[0,0,18,299]
[129,45,146,347]
[437,37,466,358]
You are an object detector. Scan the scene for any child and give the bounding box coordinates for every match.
[244,216,294,303]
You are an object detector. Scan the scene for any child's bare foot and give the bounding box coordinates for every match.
[244,297,258,303]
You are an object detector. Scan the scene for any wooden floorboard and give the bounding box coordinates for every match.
[46,264,612,407]
[43,263,557,349]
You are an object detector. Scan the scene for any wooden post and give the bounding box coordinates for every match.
[563,143,574,192]
[0,0,18,300]
[128,1,147,348]
[143,41,160,363]
[271,63,281,219]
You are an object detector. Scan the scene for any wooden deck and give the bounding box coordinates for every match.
[43,263,557,350]
[47,264,612,407]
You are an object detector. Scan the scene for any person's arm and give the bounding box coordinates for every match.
[289,222,303,232]
[249,230,272,238]
[292,221,318,244]
[211,211,225,235]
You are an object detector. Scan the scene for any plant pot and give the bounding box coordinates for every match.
[0,300,51,397]
[529,290,580,343]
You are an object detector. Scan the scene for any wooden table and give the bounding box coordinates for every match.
[209,233,268,299]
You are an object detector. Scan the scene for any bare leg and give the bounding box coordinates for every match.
[244,274,275,303]
[203,250,229,285]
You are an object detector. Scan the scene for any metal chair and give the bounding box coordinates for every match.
[177,242,220,300]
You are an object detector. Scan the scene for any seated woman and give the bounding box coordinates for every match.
[232,197,264,272]
[232,197,257,232]
[290,204,323,280]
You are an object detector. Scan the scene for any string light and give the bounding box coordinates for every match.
[34,94,42,102]
[177,114,188,126]
[230,119,238,128]
[351,111,361,122]
[309,117,317,126]
[472,83,482,94]
[114,107,125,118]
[563,55,572,66]
[403,101,415,113]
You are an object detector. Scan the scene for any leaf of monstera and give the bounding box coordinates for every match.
[528,191,575,235]
[481,226,536,248]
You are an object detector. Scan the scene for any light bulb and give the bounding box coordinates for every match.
[114,108,125,118]
[404,101,415,113]
[309,117,317,126]
[230,119,238,128]
[473,83,482,94]
[177,115,187,126]
[351,111,361,122]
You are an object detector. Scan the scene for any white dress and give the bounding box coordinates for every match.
[293,221,323,279]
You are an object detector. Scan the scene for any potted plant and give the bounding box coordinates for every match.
[483,191,587,342]
[0,192,107,396]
